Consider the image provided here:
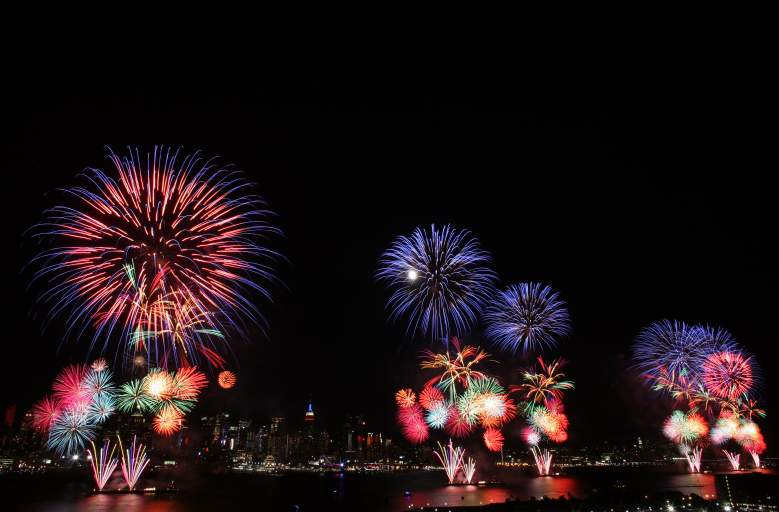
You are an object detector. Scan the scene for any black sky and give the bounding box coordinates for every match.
[1,72,775,449]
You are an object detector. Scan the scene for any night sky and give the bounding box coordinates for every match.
[1,72,775,449]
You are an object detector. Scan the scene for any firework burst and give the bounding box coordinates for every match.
[153,405,184,436]
[218,370,237,389]
[47,409,97,455]
[377,224,496,342]
[397,404,429,444]
[702,351,754,400]
[395,388,417,408]
[484,283,570,354]
[30,146,282,369]
[116,379,157,414]
[662,410,708,445]
[31,396,62,433]
[434,439,466,484]
[483,428,504,452]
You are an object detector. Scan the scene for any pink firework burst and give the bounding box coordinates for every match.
[702,351,753,400]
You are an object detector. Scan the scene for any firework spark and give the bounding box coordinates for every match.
[88,439,118,491]
[116,379,157,414]
[723,450,740,471]
[31,396,62,433]
[47,409,97,455]
[682,445,703,473]
[153,405,184,436]
[483,427,504,452]
[662,410,708,445]
[30,146,282,369]
[377,224,496,341]
[702,351,754,400]
[218,370,237,389]
[119,435,150,491]
[397,404,429,444]
[462,457,476,484]
[421,340,489,402]
[419,385,445,411]
[512,357,574,408]
[434,439,466,484]
[484,283,570,354]
[530,445,553,476]
[395,388,417,408]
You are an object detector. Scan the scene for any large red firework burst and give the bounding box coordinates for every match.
[31,147,281,369]
[483,427,505,452]
[702,351,754,400]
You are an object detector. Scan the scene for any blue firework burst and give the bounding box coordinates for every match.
[377,224,496,342]
[484,283,571,354]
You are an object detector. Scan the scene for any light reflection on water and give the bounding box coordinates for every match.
[12,470,731,512]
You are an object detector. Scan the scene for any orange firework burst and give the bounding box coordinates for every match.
[153,406,183,436]
[395,388,416,408]
[143,369,174,400]
[173,367,208,399]
[218,371,237,389]
[483,428,505,452]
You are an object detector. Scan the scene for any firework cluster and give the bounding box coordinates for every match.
[514,357,574,474]
[633,320,766,472]
[395,339,517,451]
[378,224,570,354]
[30,147,282,370]
[31,360,209,454]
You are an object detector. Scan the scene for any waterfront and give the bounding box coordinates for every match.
[6,466,769,512]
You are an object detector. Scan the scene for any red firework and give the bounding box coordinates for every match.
[483,428,505,452]
[395,388,417,408]
[32,147,281,369]
[31,396,62,433]
[702,351,753,400]
[445,408,474,438]
[52,364,90,411]
[397,404,428,444]
[419,385,445,410]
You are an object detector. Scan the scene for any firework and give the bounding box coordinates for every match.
[426,403,451,429]
[143,369,174,400]
[88,439,118,491]
[522,426,541,446]
[711,414,740,444]
[530,445,552,476]
[171,366,208,400]
[397,404,429,444]
[434,439,466,484]
[84,368,116,400]
[421,340,489,401]
[462,457,477,484]
[512,357,574,408]
[116,379,157,414]
[31,396,62,433]
[30,146,282,369]
[419,385,445,411]
[528,402,569,443]
[88,392,116,423]
[723,450,740,471]
[119,435,150,491]
[702,351,754,400]
[632,321,737,386]
[737,420,766,468]
[395,388,417,408]
[47,409,97,455]
[662,410,708,445]
[153,405,184,436]
[52,364,91,411]
[445,408,474,438]
[682,445,703,473]
[483,428,504,452]
[484,283,570,354]
[91,358,108,372]
[478,394,517,428]
[218,370,237,389]
[377,224,496,342]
